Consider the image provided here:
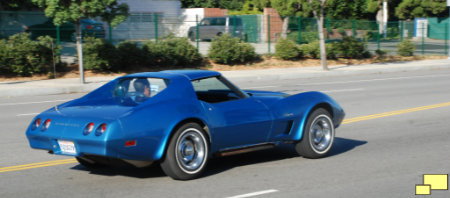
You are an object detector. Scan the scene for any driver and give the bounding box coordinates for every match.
[133,78,151,99]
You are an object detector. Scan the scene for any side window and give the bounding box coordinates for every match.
[201,18,211,26]
[215,18,226,26]
[191,77,243,103]
[113,77,169,105]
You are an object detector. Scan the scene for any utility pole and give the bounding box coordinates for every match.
[447,0,450,59]
[383,0,388,38]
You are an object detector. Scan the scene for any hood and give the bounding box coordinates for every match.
[244,90,289,97]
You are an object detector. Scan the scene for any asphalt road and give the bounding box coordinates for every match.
[1,68,450,198]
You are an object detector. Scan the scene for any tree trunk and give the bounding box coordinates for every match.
[310,0,328,71]
[75,19,85,84]
[317,16,328,71]
[281,17,290,38]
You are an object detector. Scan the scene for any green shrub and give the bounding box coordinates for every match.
[287,31,318,44]
[116,41,144,70]
[143,37,203,67]
[2,33,59,76]
[375,49,388,58]
[83,37,118,71]
[208,34,258,64]
[275,38,301,60]
[335,36,370,59]
[397,39,415,56]
[0,39,9,74]
[299,41,336,59]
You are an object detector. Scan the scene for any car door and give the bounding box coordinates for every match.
[198,18,211,40]
[191,76,273,150]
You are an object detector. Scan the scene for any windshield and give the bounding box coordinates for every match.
[113,77,169,106]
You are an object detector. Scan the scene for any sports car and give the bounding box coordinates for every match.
[26,70,345,180]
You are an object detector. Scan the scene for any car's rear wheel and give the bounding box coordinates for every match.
[160,123,209,180]
[295,108,335,158]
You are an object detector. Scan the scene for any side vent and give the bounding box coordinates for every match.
[284,120,294,135]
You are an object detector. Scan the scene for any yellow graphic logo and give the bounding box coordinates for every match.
[416,174,448,195]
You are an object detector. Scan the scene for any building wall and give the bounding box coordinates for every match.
[112,0,182,41]
[263,8,283,42]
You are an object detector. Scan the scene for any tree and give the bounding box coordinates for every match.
[100,2,129,43]
[325,0,371,19]
[308,0,328,70]
[32,0,126,83]
[180,0,246,10]
[269,0,312,38]
[395,0,448,20]
[0,0,38,11]
[256,0,328,70]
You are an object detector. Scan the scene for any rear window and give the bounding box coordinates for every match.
[113,77,169,105]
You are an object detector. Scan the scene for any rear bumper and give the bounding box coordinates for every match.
[26,131,161,161]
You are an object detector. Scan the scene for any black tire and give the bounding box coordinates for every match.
[295,108,335,159]
[76,157,103,169]
[160,123,209,180]
[188,32,195,41]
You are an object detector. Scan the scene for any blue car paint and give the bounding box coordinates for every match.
[26,70,345,163]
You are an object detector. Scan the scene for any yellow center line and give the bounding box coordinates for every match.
[0,159,77,173]
[1,101,450,174]
[342,102,450,124]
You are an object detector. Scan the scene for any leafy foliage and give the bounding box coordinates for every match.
[116,41,145,69]
[181,0,246,10]
[334,36,370,58]
[82,37,203,71]
[83,37,118,71]
[397,39,415,56]
[208,34,259,64]
[395,0,448,20]
[325,0,371,19]
[0,33,59,76]
[299,41,337,59]
[32,0,117,25]
[144,37,203,67]
[101,1,130,28]
[275,38,302,60]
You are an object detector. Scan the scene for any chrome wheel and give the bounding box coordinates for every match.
[175,128,207,174]
[295,108,335,158]
[309,115,333,153]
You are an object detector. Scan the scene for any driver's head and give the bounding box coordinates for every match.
[133,78,150,93]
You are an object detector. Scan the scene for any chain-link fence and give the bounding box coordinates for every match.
[1,11,449,61]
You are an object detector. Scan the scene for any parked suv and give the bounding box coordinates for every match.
[188,16,245,41]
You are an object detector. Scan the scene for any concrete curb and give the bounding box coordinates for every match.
[1,59,449,97]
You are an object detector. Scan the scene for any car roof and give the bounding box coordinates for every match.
[123,70,221,81]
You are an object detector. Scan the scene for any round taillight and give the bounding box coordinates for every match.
[41,119,51,131]
[95,123,107,136]
[83,123,95,135]
[32,118,41,130]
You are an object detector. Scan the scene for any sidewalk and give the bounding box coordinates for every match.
[1,59,449,97]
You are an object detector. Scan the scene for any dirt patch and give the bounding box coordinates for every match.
[0,55,446,82]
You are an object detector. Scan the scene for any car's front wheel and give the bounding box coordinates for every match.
[295,108,335,158]
[160,123,209,180]
[188,31,195,41]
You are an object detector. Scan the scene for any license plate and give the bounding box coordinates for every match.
[57,140,76,155]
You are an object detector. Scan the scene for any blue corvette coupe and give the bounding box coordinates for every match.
[26,70,345,180]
